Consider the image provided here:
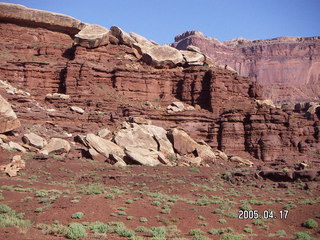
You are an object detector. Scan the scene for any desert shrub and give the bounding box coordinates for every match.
[189,228,205,236]
[71,212,84,219]
[208,227,233,235]
[35,189,49,197]
[243,227,253,233]
[66,222,87,239]
[117,228,135,237]
[150,226,167,238]
[295,232,312,240]
[81,184,104,195]
[89,221,112,233]
[0,211,32,228]
[220,233,244,240]
[140,217,148,222]
[0,204,12,213]
[302,218,318,229]
[239,204,252,211]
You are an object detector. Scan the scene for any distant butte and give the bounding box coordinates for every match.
[172,30,320,104]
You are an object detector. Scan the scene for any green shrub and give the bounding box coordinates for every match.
[0,204,12,213]
[218,218,227,224]
[81,184,104,195]
[35,189,49,197]
[252,219,263,225]
[243,227,253,233]
[66,222,87,239]
[295,232,312,240]
[189,228,204,236]
[240,204,252,211]
[208,227,233,235]
[220,233,244,240]
[302,218,318,229]
[71,212,84,219]
[89,221,111,233]
[0,214,32,228]
[140,217,148,222]
[117,228,135,237]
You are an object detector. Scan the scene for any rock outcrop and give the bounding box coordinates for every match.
[0,2,85,35]
[172,30,320,103]
[0,94,20,133]
[0,3,319,166]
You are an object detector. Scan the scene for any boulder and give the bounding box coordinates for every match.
[0,94,20,133]
[45,93,70,100]
[229,156,254,167]
[114,123,158,150]
[128,117,152,125]
[0,3,85,34]
[186,45,202,53]
[142,45,184,68]
[180,50,205,66]
[74,24,110,48]
[125,146,161,166]
[214,150,228,161]
[196,142,216,163]
[98,128,111,138]
[256,99,276,108]
[167,128,198,155]
[177,156,202,166]
[22,132,47,149]
[40,138,71,155]
[167,102,185,113]
[8,141,26,153]
[129,32,157,56]
[0,155,25,177]
[70,106,85,114]
[110,153,127,167]
[85,133,125,158]
[129,32,157,47]
[110,26,137,47]
[141,125,175,156]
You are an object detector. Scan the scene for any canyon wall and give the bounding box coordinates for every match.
[172,31,320,104]
[0,3,319,163]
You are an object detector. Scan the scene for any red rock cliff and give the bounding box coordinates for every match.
[172,31,320,104]
[0,4,319,164]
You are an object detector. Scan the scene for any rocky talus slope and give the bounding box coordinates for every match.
[172,31,320,104]
[0,3,319,173]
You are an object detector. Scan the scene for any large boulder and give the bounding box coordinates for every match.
[0,155,25,177]
[40,138,71,155]
[85,133,125,158]
[23,133,47,149]
[125,146,161,166]
[129,32,157,56]
[167,128,198,155]
[180,50,205,66]
[229,156,254,167]
[142,45,184,68]
[0,3,85,34]
[74,24,110,48]
[8,141,26,153]
[114,123,158,150]
[195,142,216,163]
[110,26,137,47]
[129,32,157,47]
[141,125,175,156]
[0,94,20,133]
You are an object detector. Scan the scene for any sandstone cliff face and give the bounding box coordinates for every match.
[0,4,319,163]
[172,31,320,104]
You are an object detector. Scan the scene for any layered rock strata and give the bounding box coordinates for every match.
[172,31,320,103]
[0,3,319,164]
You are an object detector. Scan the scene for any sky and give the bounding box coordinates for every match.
[3,0,320,45]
